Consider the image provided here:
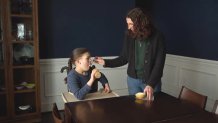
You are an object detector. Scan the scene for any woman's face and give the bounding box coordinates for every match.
[77,52,91,71]
[126,17,134,32]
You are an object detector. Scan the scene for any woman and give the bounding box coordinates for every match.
[67,48,111,100]
[95,8,166,100]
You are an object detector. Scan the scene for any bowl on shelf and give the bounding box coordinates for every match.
[25,84,35,89]
[20,82,28,86]
[15,85,24,90]
[18,105,31,111]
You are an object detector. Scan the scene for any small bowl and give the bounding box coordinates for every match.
[25,84,35,89]
[15,86,24,90]
[20,82,28,86]
[135,92,146,100]
[19,105,30,110]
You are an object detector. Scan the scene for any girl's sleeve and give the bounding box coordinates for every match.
[98,72,108,86]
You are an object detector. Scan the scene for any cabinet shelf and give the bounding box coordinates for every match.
[13,65,34,69]
[12,41,34,44]
[14,89,35,94]
[11,14,32,18]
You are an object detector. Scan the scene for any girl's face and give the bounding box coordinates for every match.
[126,17,134,32]
[76,52,91,71]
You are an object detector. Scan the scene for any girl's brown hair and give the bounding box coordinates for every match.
[127,8,154,40]
[68,48,90,70]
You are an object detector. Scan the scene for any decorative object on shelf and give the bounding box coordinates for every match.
[26,30,33,40]
[18,105,30,110]
[17,105,34,114]
[13,44,34,64]
[25,83,35,89]
[17,23,25,41]
[20,81,27,86]
[16,82,35,90]
[15,85,24,90]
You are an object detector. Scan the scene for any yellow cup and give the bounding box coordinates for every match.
[94,71,101,78]
[135,92,146,99]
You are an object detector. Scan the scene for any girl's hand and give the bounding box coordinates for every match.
[104,83,111,93]
[91,68,98,80]
[87,68,98,87]
[94,57,105,66]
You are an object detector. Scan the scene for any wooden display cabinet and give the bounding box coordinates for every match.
[0,0,41,122]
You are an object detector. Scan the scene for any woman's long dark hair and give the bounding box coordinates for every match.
[127,8,154,40]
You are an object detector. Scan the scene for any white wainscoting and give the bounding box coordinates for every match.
[40,55,218,112]
[162,54,218,111]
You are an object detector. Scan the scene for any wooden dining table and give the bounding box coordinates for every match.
[64,92,218,123]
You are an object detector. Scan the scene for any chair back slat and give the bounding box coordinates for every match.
[212,100,218,114]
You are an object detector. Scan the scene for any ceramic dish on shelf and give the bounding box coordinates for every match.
[15,85,24,90]
[18,105,30,110]
[25,84,35,89]
[13,44,34,63]
[20,82,28,86]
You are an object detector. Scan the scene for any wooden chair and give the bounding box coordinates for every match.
[52,103,64,123]
[179,86,207,109]
[212,100,218,114]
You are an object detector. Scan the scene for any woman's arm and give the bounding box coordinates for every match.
[147,32,166,88]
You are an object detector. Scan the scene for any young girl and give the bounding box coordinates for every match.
[67,48,111,100]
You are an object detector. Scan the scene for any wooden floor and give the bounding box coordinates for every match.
[41,112,54,123]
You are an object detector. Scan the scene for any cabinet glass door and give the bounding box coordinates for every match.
[9,0,36,115]
[0,0,7,117]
